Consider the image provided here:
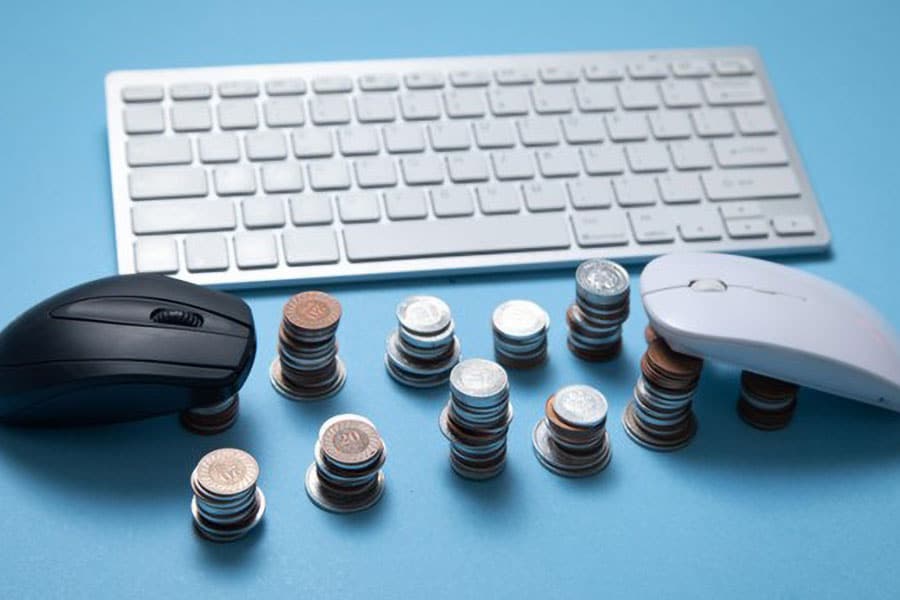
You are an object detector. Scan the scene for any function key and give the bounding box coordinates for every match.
[539,66,579,83]
[449,69,490,87]
[582,61,623,81]
[265,78,307,95]
[359,73,400,91]
[404,71,445,89]
[627,61,667,80]
[122,85,164,102]
[714,57,755,76]
[670,59,711,78]
[170,82,212,100]
[218,80,260,98]
[313,76,354,93]
[495,67,536,85]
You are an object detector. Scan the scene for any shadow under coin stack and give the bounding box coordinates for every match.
[440,359,513,480]
[623,339,704,451]
[567,259,630,361]
[532,385,612,477]
[491,299,550,369]
[738,371,799,430]
[190,448,266,543]
[270,291,346,401]
[385,295,460,387]
[180,394,240,435]
[305,414,387,513]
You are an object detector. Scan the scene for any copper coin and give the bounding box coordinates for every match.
[741,371,798,400]
[284,291,342,332]
[644,325,659,344]
[646,339,703,378]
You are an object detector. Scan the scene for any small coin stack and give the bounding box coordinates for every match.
[738,371,799,430]
[439,359,513,480]
[190,448,266,543]
[180,394,240,435]
[532,385,612,477]
[566,259,631,361]
[491,300,550,369]
[385,295,461,387]
[623,338,704,451]
[270,291,346,401]
[305,414,387,513]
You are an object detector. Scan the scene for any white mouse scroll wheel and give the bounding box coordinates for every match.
[689,278,728,292]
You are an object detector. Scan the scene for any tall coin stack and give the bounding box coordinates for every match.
[305,414,387,513]
[738,371,799,430]
[270,291,346,401]
[532,385,612,477]
[385,295,461,387]
[623,338,704,451]
[439,359,513,480]
[181,394,240,435]
[190,448,266,543]
[491,300,550,369]
[567,259,630,361]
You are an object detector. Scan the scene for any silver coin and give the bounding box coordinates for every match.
[491,300,549,341]
[532,419,611,478]
[191,488,266,543]
[305,463,385,513]
[575,259,629,304]
[449,358,508,405]
[195,448,259,497]
[395,295,452,335]
[552,385,608,428]
[385,331,460,376]
[269,357,347,401]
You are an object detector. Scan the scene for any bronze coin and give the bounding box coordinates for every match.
[644,325,659,344]
[741,371,798,400]
[284,291,342,332]
[646,339,703,378]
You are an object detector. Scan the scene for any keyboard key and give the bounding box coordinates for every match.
[702,78,764,105]
[772,214,816,236]
[184,234,229,272]
[218,81,259,98]
[355,94,397,123]
[540,66,579,83]
[265,78,307,95]
[678,209,723,241]
[702,168,800,200]
[581,146,625,175]
[725,217,769,238]
[199,134,241,163]
[561,116,605,144]
[312,76,353,93]
[720,201,762,219]
[400,92,441,120]
[517,118,560,146]
[583,61,623,81]
[476,184,522,214]
[648,112,692,140]
[338,193,381,222]
[234,231,278,268]
[537,148,581,177]
[571,212,629,246]
[132,199,234,234]
[354,158,398,188]
[626,143,670,173]
[495,67,536,85]
[129,167,207,200]
[343,213,570,261]
[122,85,164,103]
[264,98,305,127]
[692,108,734,137]
[242,197,286,228]
[170,82,212,100]
[574,84,617,112]
[310,96,351,124]
[124,106,165,134]
[383,124,426,153]
[385,189,428,220]
[492,150,535,180]
[657,173,702,204]
[337,127,380,156]
[261,163,304,192]
[431,188,475,217]
[127,136,192,166]
[670,59,711,78]
[669,141,713,170]
[474,121,516,148]
[714,57,755,76]
[630,210,676,243]
[214,165,256,195]
[531,87,573,114]
[309,160,351,190]
[246,131,287,160]
[134,237,178,273]
[659,80,703,108]
[292,129,334,158]
[444,90,487,118]
[447,153,490,182]
[290,194,334,225]
[450,70,491,87]
[488,88,530,116]
[171,102,213,132]
[359,73,400,91]
[405,71,444,89]
[617,83,659,109]
[523,181,567,211]
[734,107,777,135]
[429,122,471,151]
[283,228,340,265]
[567,179,614,209]
[613,177,658,207]
[401,156,444,185]
[605,113,648,141]
[218,100,258,129]
[627,61,667,80]
[713,137,788,168]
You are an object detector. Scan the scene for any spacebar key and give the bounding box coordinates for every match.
[343,214,571,262]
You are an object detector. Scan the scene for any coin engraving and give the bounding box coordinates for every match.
[576,259,629,297]
[492,300,549,338]
[321,415,382,465]
[451,359,507,398]
[196,448,259,496]
[285,291,341,331]
[396,296,451,334]
[553,385,608,427]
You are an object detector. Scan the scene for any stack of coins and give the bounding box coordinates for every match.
[491,299,550,369]
[270,291,346,401]
[567,259,630,361]
[385,295,461,387]
[532,385,612,477]
[623,338,704,451]
[305,414,387,513]
[738,371,799,430]
[190,448,266,543]
[439,359,513,480]
[180,394,240,435]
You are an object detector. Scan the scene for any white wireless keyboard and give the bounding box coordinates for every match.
[105,47,830,288]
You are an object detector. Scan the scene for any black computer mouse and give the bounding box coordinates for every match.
[0,274,256,426]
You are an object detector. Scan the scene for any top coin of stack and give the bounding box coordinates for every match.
[385,295,460,387]
[270,291,346,400]
[491,300,550,369]
[566,259,630,361]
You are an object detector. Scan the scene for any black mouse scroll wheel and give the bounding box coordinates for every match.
[150,308,204,328]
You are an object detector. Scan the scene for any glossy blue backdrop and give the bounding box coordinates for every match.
[1,0,898,597]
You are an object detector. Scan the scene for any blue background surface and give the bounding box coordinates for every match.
[1,0,899,597]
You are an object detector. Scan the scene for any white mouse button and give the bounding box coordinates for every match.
[689,278,727,292]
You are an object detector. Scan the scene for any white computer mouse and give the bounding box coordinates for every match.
[640,252,900,412]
